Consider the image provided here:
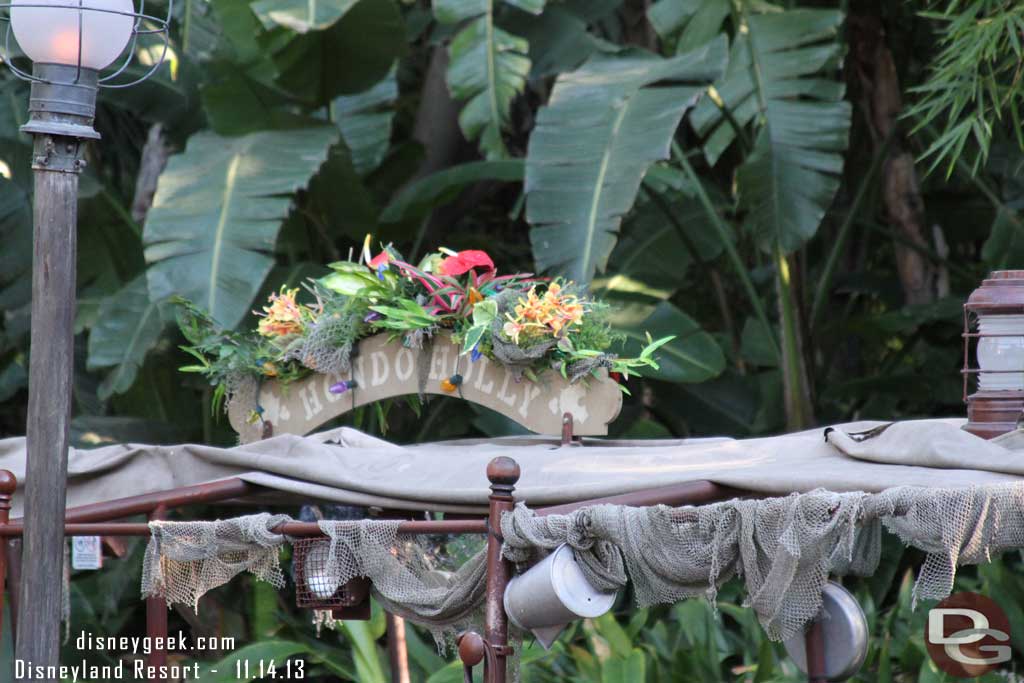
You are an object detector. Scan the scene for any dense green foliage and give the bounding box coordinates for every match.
[2,0,1016,442]
[1,0,1023,680]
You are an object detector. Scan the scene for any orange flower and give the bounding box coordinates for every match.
[502,281,585,345]
[256,287,305,338]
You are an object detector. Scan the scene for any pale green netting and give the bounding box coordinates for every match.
[139,484,1024,643]
[141,513,291,610]
[316,520,488,646]
[140,515,488,646]
[502,483,1024,640]
[283,310,361,375]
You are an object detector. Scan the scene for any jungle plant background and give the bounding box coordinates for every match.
[0,0,1022,680]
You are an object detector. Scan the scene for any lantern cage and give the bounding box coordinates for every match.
[292,537,372,619]
[0,0,171,88]
[961,270,1024,439]
[0,0,171,141]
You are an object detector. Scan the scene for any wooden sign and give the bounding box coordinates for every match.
[228,334,623,442]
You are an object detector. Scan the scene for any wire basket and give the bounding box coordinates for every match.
[293,537,371,612]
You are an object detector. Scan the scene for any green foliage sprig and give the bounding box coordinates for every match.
[907,0,1024,175]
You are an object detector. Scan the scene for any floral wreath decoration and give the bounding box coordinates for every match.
[175,237,674,420]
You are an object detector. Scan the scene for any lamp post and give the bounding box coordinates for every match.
[1,0,168,675]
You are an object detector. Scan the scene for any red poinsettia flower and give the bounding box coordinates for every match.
[438,250,495,277]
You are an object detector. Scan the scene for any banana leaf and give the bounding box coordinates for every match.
[689,8,851,253]
[526,39,727,284]
[434,0,546,158]
[143,127,338,328]
[86,276,167,400]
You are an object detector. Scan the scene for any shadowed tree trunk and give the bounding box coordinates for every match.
[131,123,170,225]
[411,48,465,183]
[849,1,936,306]
[408,47,472,259]
[622,0,657,50]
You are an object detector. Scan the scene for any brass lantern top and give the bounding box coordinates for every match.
[966,270,1024,313]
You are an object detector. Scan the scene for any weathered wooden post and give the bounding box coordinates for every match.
[17,64,97,678]
[805,619,828,683]
[0,470,15,647]
[485,457,519,683]
[1,1,171,673]
[146,505,169,681]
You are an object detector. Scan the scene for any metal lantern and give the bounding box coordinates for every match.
[962,271,1024,438]
[293,538,372,620]
[503,544,618,649]
[1,0,171,140]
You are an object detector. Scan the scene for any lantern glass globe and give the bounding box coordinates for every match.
[10,0,135,70]
[303,544,339,601]
[977,314,1024,391]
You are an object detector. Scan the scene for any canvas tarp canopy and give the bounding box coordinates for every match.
[1,418,1024,517]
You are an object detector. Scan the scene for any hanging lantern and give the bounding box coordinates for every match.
[293,538,371,620]
[962,271,1024,438]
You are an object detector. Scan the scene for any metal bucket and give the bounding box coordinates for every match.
[503,544,618,648]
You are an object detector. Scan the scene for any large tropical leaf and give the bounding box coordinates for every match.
[250,0,359,33]
[647,0,730,55]
[0,74,31,187]
[177,0,223,61]
[380,159,524,223]
[210,0,275,67]
[340,621,388,683]
[434,0,546,158]
[0,179,31,308]
[0,179,29,402]
[659,371,776,436]
[143,127,337,328]
[333,65,398,175]
[526,39,727,283]
[601,649,647,683]
[504,5,617,79]
[0,360,26,402]
[611,300,725,383]
[272,0,406,105]
[305,143,380,241]
[608,191,726,292]
[201,69,309,135]
[87,276,167,400]
[70,416,189,448]
[689,8,851,253]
